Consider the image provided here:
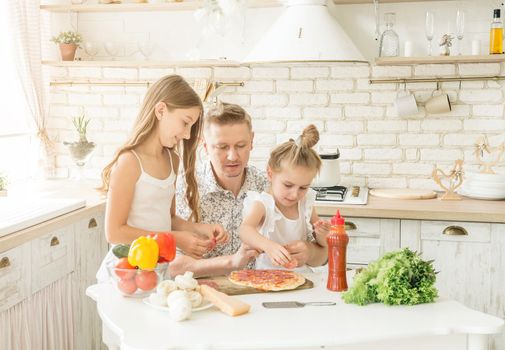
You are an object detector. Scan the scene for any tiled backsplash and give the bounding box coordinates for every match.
[47,62,505,189]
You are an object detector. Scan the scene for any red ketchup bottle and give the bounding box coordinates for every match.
[326,210,349,292]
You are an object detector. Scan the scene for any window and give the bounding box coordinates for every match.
[0,4,36,181]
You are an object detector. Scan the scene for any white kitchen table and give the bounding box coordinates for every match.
[87,273,504,350]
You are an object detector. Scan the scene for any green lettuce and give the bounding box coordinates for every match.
[342,248,438,306]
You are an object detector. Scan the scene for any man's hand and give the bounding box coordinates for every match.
[284,240,313,267]
[174,231,212,259]
[230,244,260,270]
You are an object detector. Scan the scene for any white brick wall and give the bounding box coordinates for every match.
[47,62,505,190]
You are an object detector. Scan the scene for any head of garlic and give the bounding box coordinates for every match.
[169,297,192,322]
[174,271,198,290]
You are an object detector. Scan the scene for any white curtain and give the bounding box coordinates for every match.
[0,274,75,350]
[7,0,55,176]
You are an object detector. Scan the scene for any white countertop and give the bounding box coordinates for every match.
[86,273,504,350]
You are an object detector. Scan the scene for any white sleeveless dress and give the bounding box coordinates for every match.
[96,150,176,282]
[242,189,316,273]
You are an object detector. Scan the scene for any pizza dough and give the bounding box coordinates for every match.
[228,269,305,291]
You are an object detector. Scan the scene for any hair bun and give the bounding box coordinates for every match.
[299,124,319,149]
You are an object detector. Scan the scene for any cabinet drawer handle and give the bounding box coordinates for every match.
[443,226,468,236]
[88,218,97,229]
[50,236,60,246]
[0,257,10,269]
[345,222,357,231]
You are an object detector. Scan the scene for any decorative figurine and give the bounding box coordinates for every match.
[432,159,464,200]
[474,136,505,174]
[439,34,454,56]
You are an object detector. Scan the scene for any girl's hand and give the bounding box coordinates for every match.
[174,231,212,259]
[264,241,292,266]
[199,224,229,249]
[313,220,331,243]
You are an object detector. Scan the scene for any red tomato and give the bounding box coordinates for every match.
[115,258,136,280]
[135,270,158,291]
[117,278,137,295]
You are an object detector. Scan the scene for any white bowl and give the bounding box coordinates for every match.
[465,172,505,183]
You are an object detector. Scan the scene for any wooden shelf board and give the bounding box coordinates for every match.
[40,0,281,12]
[42,60,241,67]
[40,0,457,12]
[334,0,457,3]
[375,54,505,65]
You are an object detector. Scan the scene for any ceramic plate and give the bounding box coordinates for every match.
[458,188,505,200]
[143,297,214,312]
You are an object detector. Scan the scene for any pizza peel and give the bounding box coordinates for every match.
[197,275,314,296]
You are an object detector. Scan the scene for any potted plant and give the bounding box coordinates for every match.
[64,114,95,179]
[51,31,83,61]
[0,173,8,197]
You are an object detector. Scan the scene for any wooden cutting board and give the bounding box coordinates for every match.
[197,275,314,296]
[370,188,437,200]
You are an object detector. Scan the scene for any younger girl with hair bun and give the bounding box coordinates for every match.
[239,125,331,271]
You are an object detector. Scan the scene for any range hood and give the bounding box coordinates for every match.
[243,0,365,63]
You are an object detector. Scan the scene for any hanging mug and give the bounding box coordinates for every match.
[394,84,418,117]
[425,82,452,114]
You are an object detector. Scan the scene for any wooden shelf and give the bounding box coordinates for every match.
[375,54,505,65]
[40,0,281,12]
[42,60,240,67]
[40,0,457,12]
[334,0,457,3]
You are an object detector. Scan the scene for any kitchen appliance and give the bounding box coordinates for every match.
[243,0,364,63]
[312,151,340,188]
[312,150,369,205]
[262,301,336,308]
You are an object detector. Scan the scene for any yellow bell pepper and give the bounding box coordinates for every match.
[128,236,159,270]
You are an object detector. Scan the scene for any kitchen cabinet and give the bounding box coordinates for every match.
[0,207,108,350]
[0,242,31,313]
[31,225,75,294]
[400,219,505,350]
[73,212,109,350]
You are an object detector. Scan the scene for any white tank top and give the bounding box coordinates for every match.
[126,150,175,232]
[96,149,176,283]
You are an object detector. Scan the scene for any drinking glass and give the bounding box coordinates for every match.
[456,9,465,55]
[425,11,435,56]
[104,42,121,60]
[83,41,100,59]
[138,39,155,60]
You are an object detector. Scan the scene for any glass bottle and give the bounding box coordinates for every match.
[490,9,503,54]
[379,12,399,57]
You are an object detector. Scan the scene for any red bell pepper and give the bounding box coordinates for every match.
[148,232,176,262]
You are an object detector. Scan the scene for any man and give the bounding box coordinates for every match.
[172,103,327,277]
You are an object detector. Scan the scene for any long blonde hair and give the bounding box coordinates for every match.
[100,75,203,221]
[268,124,322,173]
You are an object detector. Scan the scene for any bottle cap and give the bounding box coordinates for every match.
[331,210,345,226]
[494,9,501,18]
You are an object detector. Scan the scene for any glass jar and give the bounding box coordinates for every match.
[379,12,399,57]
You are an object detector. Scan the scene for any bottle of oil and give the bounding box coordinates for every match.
[490,9,503,54]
